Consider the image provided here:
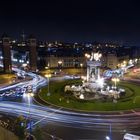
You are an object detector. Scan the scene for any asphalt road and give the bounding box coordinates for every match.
[0,64,140,140]
[0,101,140,140]
[41,122,125,140]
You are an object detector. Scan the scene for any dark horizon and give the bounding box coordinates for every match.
[0,0,140,45]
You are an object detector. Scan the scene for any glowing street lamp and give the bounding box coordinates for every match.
[105,123,112,140]
[58,60,63,70]
[111,78,120,89]
[135,58,138,63]
[58,60,62,65]
[106,136,110,140]
[22,63,27,67]
[123,60,126,64]
[117,63,121,68]
[129,59,133,65]
[22,63,28,71]
[45,63,50,70]
[80,63,83,76]
[23,92,34,135]
[80,63,83,67]
[45,66,49,70]
[45,74,51,96]
[85,53,90,59]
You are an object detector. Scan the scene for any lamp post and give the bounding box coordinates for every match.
[45,66,49,70]
[80,63,83,77]
[45,74,51,96]
[45,63,50,70]
[111,78,120,90]
[58,60,62,71]
[22,63,28,71]
[105,124,112,140]
[106,136,110,140]
[85,53,91,59]
[28,92,34,135]
[23,92,34,136]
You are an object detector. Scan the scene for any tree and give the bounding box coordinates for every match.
[33,125,43,140]
[13,115,26,139]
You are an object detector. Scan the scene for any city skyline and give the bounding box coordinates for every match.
[0,0,140,45]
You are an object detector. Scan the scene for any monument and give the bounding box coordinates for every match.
[86,52,102,82]
[65,51,125,101]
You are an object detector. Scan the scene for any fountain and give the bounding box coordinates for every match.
[65,52,125,101]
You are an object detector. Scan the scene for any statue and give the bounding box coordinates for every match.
[94,53,102,61]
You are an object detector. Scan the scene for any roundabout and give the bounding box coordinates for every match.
[0,53,140,140]
[0,61,140,139]
[38,52,140,112]
[38,79,140,112]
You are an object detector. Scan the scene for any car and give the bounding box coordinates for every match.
[72,75,80,79]
[123,133,140,140]
[0,93,5,97]
[16,92,23,97]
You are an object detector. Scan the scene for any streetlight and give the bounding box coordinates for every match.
[111,78,120,89]
[80,63,83,67]
[106,124,112,140]
[129,59,133,65]
[80,63,83,76]
[121,61,127,68]
[27,92,34,133]
[22,63,27,67]
[106,136,110,140]
[58,60,62,71]
[22,63,28,71]
[85,53,90,59]
[45,66,49,70]
[45,63,50,70]
[23,92,34,136]
[45,74,51,96]
[58,60,62,65]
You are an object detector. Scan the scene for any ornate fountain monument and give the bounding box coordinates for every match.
[86,52,102,82]
[65,52,125,101]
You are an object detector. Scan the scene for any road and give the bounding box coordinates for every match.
[0,64,140,139]
[0,101,140,139]
[0,64,47,93]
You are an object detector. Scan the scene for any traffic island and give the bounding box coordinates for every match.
[37,79,140,112]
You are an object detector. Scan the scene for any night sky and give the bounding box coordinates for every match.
[0,0,140,45]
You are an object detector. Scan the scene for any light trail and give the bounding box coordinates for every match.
[0,101,140,131]
[0,64,47,93]
[0,63,140,134]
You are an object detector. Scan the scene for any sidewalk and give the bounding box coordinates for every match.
[0,126,18,140]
